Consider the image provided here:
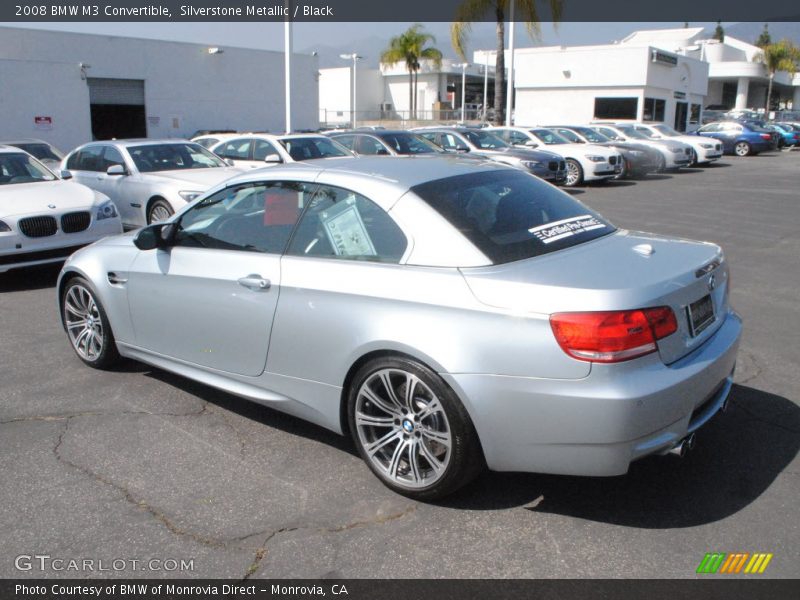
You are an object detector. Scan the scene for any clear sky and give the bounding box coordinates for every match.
[8,21,731,60]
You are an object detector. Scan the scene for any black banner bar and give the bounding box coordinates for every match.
[3,579,800,600]
[2,0,800,22]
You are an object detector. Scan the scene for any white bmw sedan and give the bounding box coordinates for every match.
[0,146,121,273]
[490,126,622,186]
[62,140,244,229]
[209,133,354,169]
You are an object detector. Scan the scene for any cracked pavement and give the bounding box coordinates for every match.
[1,152,798,579]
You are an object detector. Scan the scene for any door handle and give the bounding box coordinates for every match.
[237,274,271,291]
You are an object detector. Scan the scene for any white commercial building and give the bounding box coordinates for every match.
[0,26,319,153]
[478,27,800,130]
[319,59,495,125]
[498,33,709,131]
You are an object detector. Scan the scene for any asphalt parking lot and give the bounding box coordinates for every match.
[1,151,798,580]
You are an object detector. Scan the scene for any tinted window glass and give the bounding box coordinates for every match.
[570,127,609,143]
[530,129,569,145]
[412,170,615,264]
[331,135,355,150]
[103,146,125,170]
[128,143,226,172]
[279,137,349,161]
[553,128,583,143]
[594,97,638,120]
[175,181,315,254]
[194,137,219,149]
[12,143,63,161]
[253,139,280,161]
[462,130,507,150]
[0,152,56,185]
[217,139,252,160]
[355,136,390,155]
[378,133,440,154]
[287,185,407,263]
[77,146,105,171]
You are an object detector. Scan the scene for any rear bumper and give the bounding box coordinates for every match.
[443,309,742,476]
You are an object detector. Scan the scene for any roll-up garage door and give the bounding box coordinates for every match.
[87,78,145,105]
[87,78,146,140]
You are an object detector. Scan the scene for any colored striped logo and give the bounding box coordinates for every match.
[696,553,773,574]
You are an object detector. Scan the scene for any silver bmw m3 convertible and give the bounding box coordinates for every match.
[57,156,741,499]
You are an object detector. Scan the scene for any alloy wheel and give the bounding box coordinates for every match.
[354,368,452,489]
[565,159,582,186]
[64,284,104,361]
[149,202,173,223]
[735,142,750,157]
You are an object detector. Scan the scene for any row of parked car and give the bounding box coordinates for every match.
[1,116,796,274]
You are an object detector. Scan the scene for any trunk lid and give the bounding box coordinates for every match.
[459,230,730,365]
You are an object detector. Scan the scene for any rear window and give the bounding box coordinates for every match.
[411,170,615,264]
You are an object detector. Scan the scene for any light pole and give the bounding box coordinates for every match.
[505,0,516,126]
[284,8,292,134]
[455,62,469,123]
[482,53,489,123]
[340,53,363,129]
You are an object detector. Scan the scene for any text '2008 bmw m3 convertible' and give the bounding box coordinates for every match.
[57,156,741,500]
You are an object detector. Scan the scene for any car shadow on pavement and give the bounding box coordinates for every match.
[142,368,359,456]
[700,162,732,168]
[0,263,61,293]
[643,174,673,181]
[442,384,799,527]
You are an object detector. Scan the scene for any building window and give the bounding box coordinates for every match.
[689,104,701,126]
[721,82,737,109]
[643,98,666,121]
[594,97,638,120]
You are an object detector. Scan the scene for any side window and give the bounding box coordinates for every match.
[509,131,529,145]
[332,135,355,150]
[76,146,104,171]
[253,139,281,161]
[174,181,315,254]
[102,146,125,170]
[287,184,407,263]
[354,136,389,155]
[417,132,439,147]
[216,139,252,160]
[66,151,81,170]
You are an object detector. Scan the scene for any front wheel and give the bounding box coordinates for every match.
[62,277,120,369]
[689,149,698,167]
[564,158,584,187]
[348,356,483,500]
[734,141,752,157]
[147,198,174,224]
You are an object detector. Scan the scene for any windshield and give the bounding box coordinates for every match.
[412,169,615,264]
[12,143,63,161]
[551,129,583,143]
[379,133,442,154]
[128,143,226,172]
[653,125,679,137]
[193,138,219,149]
[462,130,508,150]
[531,129,570,145]
[0,152,57,185]
[615,125,650,140]
[570,127,610,143]
[279,137,351,160]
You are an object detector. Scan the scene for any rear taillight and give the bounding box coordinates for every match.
[550,307,678,363]
[760,133,771,140]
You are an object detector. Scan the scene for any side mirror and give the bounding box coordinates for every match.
[133,223,176,251]
[59,170,73,180]
[456,147,470,153]
[263,154,282,164]
[225,158,235,167]
[106,164,126,176]
[523,140,539,148]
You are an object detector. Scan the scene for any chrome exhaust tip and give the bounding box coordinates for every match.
[668,433,696,458]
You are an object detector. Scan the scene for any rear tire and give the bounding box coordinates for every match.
[347,356,484,501]
[61,276,120,370]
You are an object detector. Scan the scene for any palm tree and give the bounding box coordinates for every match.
[451,0,563,125]
[381,24,442,120]
[754,39,800,116]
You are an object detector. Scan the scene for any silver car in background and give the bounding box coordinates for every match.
[57,157,741,500]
